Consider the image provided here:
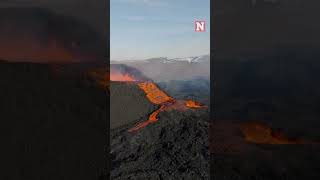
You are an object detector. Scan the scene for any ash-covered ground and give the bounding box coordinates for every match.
[110,81,210,179]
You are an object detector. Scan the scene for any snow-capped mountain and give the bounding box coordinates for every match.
[169,55,210,63]
[111,55,210,64]
[111,55,210,82]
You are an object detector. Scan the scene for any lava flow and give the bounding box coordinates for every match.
[137,82,174,104]
[128,81,207,132]
[185,100,208,109]
[110,69,207,132]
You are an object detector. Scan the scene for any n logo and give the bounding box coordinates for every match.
[195,20,206,32]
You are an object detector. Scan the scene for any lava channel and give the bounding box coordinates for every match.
[109,71,207,132]
[128,81,207,132]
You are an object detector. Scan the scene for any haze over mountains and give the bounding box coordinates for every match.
[111,55,210,82]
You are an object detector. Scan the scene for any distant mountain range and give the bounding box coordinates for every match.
[111,55,209,64]
[111,55,210,82]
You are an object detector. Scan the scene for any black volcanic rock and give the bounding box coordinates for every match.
[111,109,210,180]
[110,63,210,179]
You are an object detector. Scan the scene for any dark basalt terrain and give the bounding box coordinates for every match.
[111,110,210,180]
[0,61,107,180]
[110,81,210,179]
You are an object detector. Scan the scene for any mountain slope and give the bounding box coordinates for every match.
[111,55,210,82]
[110,82,157,129]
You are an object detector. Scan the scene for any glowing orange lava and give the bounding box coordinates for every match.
[128,105,165,132]
[185,100,208,108]
[137,82,174,104]
[128,82,207,132]
[110,72,137,82]
[110,69,207,132]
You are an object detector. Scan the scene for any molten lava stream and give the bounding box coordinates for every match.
[127,81,207,132]
[185,100,208,109]
[128,105,165,132]
[128,82,173,132]
[137,82,173,104]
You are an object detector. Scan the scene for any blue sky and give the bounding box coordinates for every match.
[111,0,210,60]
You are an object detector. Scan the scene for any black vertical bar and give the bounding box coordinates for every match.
[105,0,110,179]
